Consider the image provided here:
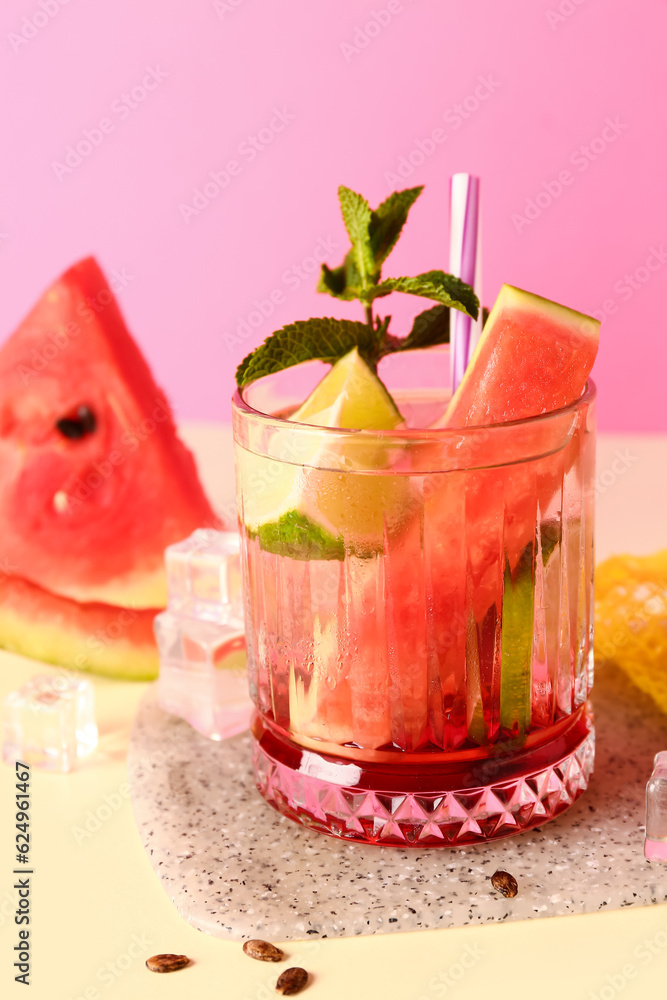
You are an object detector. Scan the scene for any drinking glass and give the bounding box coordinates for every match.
[232,374,596,845]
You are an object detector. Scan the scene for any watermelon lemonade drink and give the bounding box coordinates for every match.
[232,186,600,845]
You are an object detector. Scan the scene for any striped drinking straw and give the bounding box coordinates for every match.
[449,173,482,392]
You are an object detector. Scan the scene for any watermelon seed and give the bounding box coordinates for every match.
[490,870,518,898]
[275,967,309,994]
[56,405,97,439]
[242,939,285,962]
[145,954,190,973]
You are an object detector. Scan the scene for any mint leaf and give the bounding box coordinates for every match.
[369,186,423,269]
[318,254,393,303]
[398,304,449,351]
[317,255,362,301]
[252,511,344,561]
[370,271,479,319]
[338,186,375,291]
[236,317,377,387]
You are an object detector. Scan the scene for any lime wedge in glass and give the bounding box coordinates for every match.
[294,346,403,429]
[237,348,412,559]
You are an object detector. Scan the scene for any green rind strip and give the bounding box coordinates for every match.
[499,546,535,735]
[498,525,559,735]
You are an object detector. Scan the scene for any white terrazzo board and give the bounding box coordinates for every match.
[128,663,667,941]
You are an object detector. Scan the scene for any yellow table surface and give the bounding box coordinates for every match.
[2,426,667,999]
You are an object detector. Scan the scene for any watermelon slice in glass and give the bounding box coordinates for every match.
[443,283,600,427]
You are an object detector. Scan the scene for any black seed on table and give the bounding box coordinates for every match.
[242,939,285,962]
[145,954,190,973]
[276,966,309,994]
[491,870,519,898]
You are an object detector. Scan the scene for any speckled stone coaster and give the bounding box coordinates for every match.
[128,664,667,941]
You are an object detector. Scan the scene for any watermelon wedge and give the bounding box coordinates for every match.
[0,575,158,679]
[0,257,219,611]
[444,284,600,427]
[429,284,600,735]
[435,283,599,602]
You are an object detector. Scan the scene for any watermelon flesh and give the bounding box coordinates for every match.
[0,257,219,610]
[271,285,599,750]
[443,283,600,427]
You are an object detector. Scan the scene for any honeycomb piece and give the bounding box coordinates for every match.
[595,551,667,713]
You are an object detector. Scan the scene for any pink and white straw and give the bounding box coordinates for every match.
[449,173,482,392]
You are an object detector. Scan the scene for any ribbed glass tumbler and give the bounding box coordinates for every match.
[232,380,596,846]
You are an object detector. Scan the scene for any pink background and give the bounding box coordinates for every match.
[1,0,665,431]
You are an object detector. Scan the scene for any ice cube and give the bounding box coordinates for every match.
[154,612,252,741]
[2,674,98,773]
[645,751,667,861]
[165,529,243,625]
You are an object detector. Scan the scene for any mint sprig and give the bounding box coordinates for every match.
[317,185,424,303]
[236,184,480,388]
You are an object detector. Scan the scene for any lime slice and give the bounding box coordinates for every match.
[237,348,410,559]
[294,347,403,429]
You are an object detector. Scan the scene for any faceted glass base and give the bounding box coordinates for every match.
[252,705,595,846]
[644,838,667,862]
